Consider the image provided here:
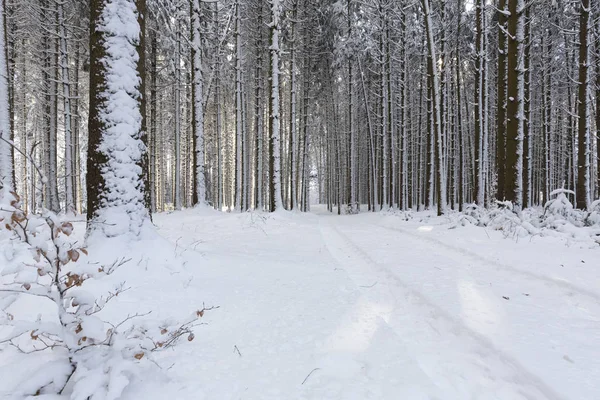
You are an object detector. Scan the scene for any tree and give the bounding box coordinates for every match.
[503,0,524,207]
[496,0,507,201]
[191,0,206,206]
[575,0,590,210]
[0,0,13,206]
[422,0,446,215]
[268,0,283,212]
[87,0,149,237]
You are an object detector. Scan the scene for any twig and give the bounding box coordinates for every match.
[301,368,321,385]
[233,345,242,357]
[359,281,378,288]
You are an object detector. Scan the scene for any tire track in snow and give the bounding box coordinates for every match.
[319,217,565,400]
[375,222,600,303]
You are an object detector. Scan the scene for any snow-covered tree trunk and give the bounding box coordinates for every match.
[0,0,13,206]
[191,0,206,207]
[174,10,182,211]
[57,0,74,214]
[496,0,507,201]
[576,0,591,210]
[235,0,243,212]
[504,0,524,208]
[289,0,298,211]
[474,0,485,206]
[268,0,283,212]
[254,0,264,210]
[87,0,149,237]
[596,16,600,199]
[422,0,447,215]
[522,4,531,208]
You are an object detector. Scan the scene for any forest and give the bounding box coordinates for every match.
[0,0,598,218]
[1,0,600,399]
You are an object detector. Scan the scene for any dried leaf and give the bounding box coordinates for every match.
[80,248,89,256]
[160,328,168,335]
[22,283,31,291]
[68,249,80,263]
[75,324,83,334]
[187,333,195,342]
[157,342,164,348]
[196,310,204,318]
[30,330,38,340]
[61,222,74,236]
[134,352,145,360]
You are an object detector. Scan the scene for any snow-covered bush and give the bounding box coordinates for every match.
[0,197,206,399]
[451,190,600,245]
[585,199,600,226]
[541,189,586,228]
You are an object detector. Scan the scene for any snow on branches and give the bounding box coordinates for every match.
[0,198,208,398]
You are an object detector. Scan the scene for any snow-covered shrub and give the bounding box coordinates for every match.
[541,189,586,228]
[457,203,487,226]
[585,199,600,226]
[485,203,538,238]
[0,197,206,399]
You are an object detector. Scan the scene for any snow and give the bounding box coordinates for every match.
[2,206,600,399]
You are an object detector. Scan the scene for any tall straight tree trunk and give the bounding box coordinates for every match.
[595,17,600,199]
[422,0,446,215]
[72,40,82,213]
[191,0,206,206]
[254,0,264,210]
[474,0,485,205]
[150,27,158,211]
[87,0,149,237]
[576,0,590,210]
[504,0,524,207]
[57,0,74,213]
[496,0,507,201]
[289,0,298,210]
[456,0,464,211]
[215,2,223,210]
[269,0,283,211]
[174,12,182,210]
[0,0,13,205]
[235,0,243,211]
[522,4,531,208]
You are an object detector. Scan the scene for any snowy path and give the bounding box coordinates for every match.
[128,208,600,400]
[319,214,600,399]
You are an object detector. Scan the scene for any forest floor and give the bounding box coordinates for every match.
[2,205,599,399]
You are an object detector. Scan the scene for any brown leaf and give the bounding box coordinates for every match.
[157,342,164,348]
[134,352,145,360]
[80,248,89,256]
[68,249,80,263]
[75,323,83,334]
[196,310,204,318]
[22,283,31,291]
[30,330,39,340]
[187,333,195,342]
[160,328,168,335]
[61,222,74,236]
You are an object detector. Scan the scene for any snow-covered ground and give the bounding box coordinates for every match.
[2,206,599,399]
